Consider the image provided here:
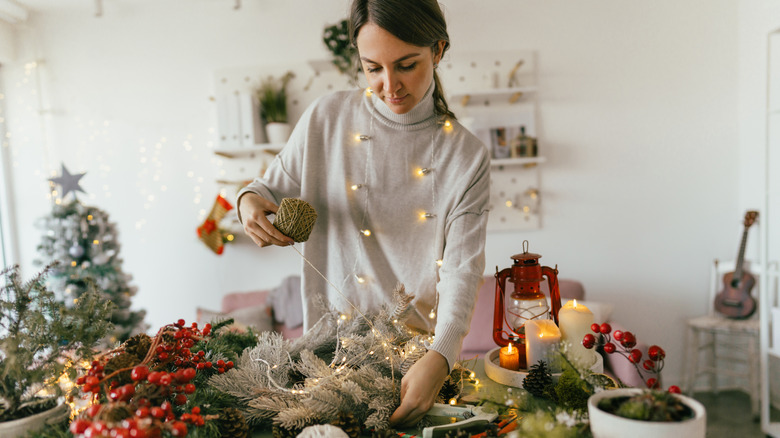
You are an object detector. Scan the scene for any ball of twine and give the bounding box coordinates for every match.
[273,198,318,242]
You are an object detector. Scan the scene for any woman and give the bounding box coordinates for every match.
[237,0,489,427]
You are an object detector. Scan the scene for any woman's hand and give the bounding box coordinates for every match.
[238,193,295,247]
[389,350,449,428]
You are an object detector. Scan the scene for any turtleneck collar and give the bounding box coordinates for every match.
[366,80,437,131]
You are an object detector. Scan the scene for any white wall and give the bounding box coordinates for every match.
[2,0,762,386]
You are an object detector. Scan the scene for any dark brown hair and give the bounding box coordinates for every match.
[349,0,456,120]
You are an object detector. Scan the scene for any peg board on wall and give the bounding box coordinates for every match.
[212,50,542,232]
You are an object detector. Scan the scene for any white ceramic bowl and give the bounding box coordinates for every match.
[587,388,706,438]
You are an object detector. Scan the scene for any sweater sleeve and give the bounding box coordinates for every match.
[427,145,491,370]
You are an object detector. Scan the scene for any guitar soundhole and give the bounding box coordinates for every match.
[721,300,744,308]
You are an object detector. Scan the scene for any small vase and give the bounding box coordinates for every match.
[265,122,291,145]
[0,402,70,438]
[587,388,706,438]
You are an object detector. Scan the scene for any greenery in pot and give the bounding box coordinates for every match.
[0,264,113,422]
[256,71,295,124]
[323,19,359,85]
[596,390,695,422]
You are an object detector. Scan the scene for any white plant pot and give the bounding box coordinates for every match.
[588,388,706,438]
[265,122,291,145]
[0,402,70,438]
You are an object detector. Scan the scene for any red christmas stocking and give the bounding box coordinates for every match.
[197,195,233,255]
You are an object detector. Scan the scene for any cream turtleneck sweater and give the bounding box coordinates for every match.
[238,83,490,369]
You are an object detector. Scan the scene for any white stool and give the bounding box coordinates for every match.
[684,260,760,418]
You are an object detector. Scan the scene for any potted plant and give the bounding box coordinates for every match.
[323,19,359,86]
[588,388,706,438]
[0,264,112,437]
[256,71,295,144]
[582,323,705,437]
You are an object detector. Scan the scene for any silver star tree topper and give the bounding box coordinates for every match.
[48,163,86,201]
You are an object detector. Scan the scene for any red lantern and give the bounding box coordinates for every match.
[493,241,562,369]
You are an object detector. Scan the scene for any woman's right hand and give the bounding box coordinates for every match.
[238,193,295,247]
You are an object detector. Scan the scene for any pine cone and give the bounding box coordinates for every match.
[522,360,554,398]
[104,352,138,385]
[272,423,305,438]
[217,407,249,438]
[332,412,362,438]
[444,428,471,438]
[123,333,152,361]
[437,374,460,403]
[371,428,397,438]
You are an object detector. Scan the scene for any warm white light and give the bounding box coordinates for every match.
[351,184,363,190]
[417,168,432,176]
[573,299,578,308]
[87,215,93,220]
[93,240,99,245]
[361,229,371,236]
[428,311,436,319]
[505,200,513,208]
[507,343,514,353]
[356,134,370,141]
[436,259,443,267]
[449,398,457,405]
[420,212,436,219]
[340,314,348,321]
[365,88,373,96]
[355,275,366,284]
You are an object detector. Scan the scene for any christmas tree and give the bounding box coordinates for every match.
[35,164,146,343]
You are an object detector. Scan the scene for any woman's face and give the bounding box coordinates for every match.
[356,22,442,115]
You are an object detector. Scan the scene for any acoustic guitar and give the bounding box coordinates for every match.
[714,211,759,319]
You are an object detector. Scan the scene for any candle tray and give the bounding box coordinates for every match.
[483,347,603,388]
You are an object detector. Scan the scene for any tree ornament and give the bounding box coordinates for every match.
[273,197,318,242]
[197,194,233,255]
[48,163,87,201]
[69,243,85,258]
[522,360,554,398]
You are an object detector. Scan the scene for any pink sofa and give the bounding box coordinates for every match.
[220,275,649,387]
[220,275,585,358]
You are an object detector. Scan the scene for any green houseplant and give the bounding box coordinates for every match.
[322,19,359,85]
[256,71,295,144]
[0,264,113,436]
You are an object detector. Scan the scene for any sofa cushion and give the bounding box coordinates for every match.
[197,304,274,333]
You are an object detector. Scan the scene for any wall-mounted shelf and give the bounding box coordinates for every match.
[491,156,546,167]
[212,144,283,159]
[451,87,537,107]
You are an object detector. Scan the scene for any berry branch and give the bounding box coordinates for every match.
[581,322,680,393]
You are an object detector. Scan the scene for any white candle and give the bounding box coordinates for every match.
[524,319,561,372]
[558,299,595,367]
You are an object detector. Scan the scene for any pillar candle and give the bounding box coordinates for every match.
[558,299,595,367]
[524,319,561,372]
[499,343,520,371]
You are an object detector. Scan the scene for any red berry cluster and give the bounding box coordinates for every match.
[582,322,680,393]
[77,360,106,394]
[70,319,227,438]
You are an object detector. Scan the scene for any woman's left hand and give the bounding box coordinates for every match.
[389,350,449,428]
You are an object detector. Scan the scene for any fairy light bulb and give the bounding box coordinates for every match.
[356,134,371,141]
[420,212,436,219]
[351,184,363,191]
[355,275,366,284]
[505,200,513,208]
[71,261,77,267]
[360,229,371,236]
[365,87,373,96]
[87,215,93,220]
[428,310,436,319]
[417,167,432,176]
[93,239,99,245]
[442,119,453,133]
[436,259,443,267]
[340,314,348,321]
[449,398,457,405]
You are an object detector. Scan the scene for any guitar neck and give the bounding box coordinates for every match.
[734,227,749,278]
